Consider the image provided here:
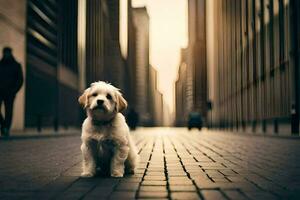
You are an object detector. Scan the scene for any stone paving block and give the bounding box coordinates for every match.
[193,176,213,185]
[223,190,249,200]
[189,171,210,177]
[62,164,82,176]
[170,192,200,200]
[120,177,143,183]
[146,171,165,176]
[211,177,230,183]
[92,178,120,188]
[169,185,197,192]
[201,166,228,170]
[137,198,168,200]
[130,173,144,178]
[115,182,140,191]
[109,191,136,200]
[147,168,165,172]
[36,176,79,193]
[204,170,226,178]
[200,163,225,168]
[226,176,247,183]
[194,157,213,162]
[233,169,254,175]
[139,186,168,192]
[55,179,100,199]
[185,170,204,175]
[141,180,167,186]
[201,190,227,200]
[166,168,184,173]
[243,191,280,200]
[195,180,261,191]
[83,188,113,199]
[167,172,187,176]
[168,179,194,186]
[56,192,86,200]
[168,176,191,181]
[219,169,238,176]
[183,163,201,166]
[147,166,165,171]
[137,191,168,198]
[26,192,61,200]
[143,176,166,181]
[166,163,183,167]
[168,170,186,177]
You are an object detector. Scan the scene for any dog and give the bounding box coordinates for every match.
[78,81,139,177]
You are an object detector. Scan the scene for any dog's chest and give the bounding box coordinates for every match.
[99,139,116,151]
[88,125,117,141]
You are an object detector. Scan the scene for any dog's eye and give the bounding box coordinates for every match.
[106,94,112,100]
[92,93,97,97]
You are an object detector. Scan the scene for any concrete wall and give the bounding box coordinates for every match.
[0,0,26,130]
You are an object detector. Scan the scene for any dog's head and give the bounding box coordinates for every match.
[78,81,127,121]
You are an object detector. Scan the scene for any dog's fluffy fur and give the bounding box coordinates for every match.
[79,81,139,177]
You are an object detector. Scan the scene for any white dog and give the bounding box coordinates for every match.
[78,81,139,177]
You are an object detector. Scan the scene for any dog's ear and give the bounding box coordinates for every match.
[78,88,90,108]
[116,91,127,112]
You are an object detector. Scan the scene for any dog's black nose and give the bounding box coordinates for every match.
[97,99,104,105]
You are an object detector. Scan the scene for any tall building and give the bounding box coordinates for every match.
[206,0,300,135]
[83,0,125,90]
[126,6,151,125]
[125,0,137,109]
[149,65,164,126]
[0,0,26,130]
[175,0,207,126]
[189,0,207,117]
[23,0,84,130]
[0,0,127,132]
[83,0,105,85]
[105,0,125,91]
[175,48,188,126]
[26,0,79,130]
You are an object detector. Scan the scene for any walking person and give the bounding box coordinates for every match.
[126,108,139,130]
[0,47,23,136]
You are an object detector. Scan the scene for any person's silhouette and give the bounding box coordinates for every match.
[126,108,139,130]
[0,47,23,136]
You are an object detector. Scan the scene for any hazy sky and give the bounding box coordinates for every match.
[120,0,188,116]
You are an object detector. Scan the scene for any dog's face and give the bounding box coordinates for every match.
[78,81,127,121]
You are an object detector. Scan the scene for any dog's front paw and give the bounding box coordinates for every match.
[81,172,95,177]
[111,171,124,178]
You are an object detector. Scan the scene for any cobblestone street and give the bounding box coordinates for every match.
[0,128,300,200]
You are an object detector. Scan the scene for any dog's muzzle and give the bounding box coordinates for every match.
[93,99,107,111]
[93,106,106,111]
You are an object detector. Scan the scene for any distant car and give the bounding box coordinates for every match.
[188,112,202,130]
